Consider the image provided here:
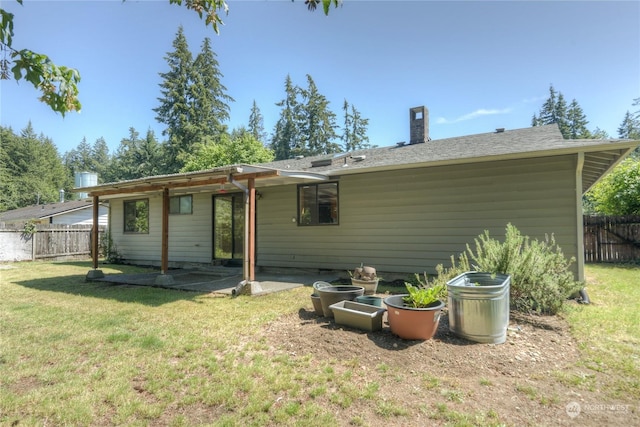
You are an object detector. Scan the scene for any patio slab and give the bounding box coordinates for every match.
[92,268,339,296]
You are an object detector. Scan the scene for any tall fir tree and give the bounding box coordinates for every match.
[554,92,570,138]
[341,99,370,152]
[298,74,339,156]
[533,85,596,139]
[271,75,302,160]
[190,37,233,137]
[154,28,232,173]
[566,99,591,139]
[248,100,267,144]
[153,26,194,172]
[537,85,558,125]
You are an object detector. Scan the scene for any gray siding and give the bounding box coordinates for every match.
[256,155,579,277]
[110,193,212,265]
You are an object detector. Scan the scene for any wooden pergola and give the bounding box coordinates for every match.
[78,165,328,284]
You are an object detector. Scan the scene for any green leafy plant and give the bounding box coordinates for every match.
[99,230,123,264]
[21,219,37,237]
[402,282,445,308]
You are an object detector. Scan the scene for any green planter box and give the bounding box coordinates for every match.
[329,300,387,332]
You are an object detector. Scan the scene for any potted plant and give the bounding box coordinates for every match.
[349,265,379,295]
[384,280,446,340]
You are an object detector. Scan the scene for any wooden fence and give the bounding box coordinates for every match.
[584,215,640,263]
[0,224,105,262]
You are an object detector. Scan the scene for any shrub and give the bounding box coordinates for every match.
[466,224,582,314]
[421,224,582,314]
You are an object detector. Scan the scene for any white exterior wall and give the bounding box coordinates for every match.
[256,155,580,277]
[110,193,213,265]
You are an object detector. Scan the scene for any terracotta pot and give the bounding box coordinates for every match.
[384,294,444,340]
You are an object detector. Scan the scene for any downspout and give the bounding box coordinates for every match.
[576,152,589,304]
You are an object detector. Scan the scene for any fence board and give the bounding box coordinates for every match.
[584,215,640,263]
[0,224,105,262]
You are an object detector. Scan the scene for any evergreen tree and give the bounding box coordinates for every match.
[618,111,638,139]
[554,92,570,138]
[271,75,302,160]
[154,26,194,172]
[91,137,111,183]
[537,85,558,125]
[298,74,339,156]
[566,99,591,139]
[154,28,233,173]
[1,123,69,209]
[341,99,370,152]
[190,37,233,137]
[248,100,267,143]
[108,127,164,181]
[63,137,93,177]
[591,127,610,139]
[533,85,595,139]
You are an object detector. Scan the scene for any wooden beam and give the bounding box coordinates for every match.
[233,170,280,181]
[89,176,227,197]
[161,187,169,274]
[92,196,99,269]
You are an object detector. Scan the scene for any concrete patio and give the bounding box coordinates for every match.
[91,266,340,296]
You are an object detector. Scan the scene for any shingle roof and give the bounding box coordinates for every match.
[261,124,639,192]
[0,200,94,222]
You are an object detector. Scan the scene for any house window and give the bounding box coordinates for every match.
[124,199,149,233]
[170,195,192,215]
[298,182,338,226]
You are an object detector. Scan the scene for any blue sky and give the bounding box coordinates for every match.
[1,0,639,156]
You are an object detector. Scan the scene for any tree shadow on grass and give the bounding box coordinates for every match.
[12,265,208,307]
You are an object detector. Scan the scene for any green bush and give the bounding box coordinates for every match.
[422,224,582,314]
[466,224,582,314]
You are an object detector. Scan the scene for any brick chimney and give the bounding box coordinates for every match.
[409,106,429,144]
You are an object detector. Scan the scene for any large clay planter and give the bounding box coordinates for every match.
[384,294,444,340]
[317,285,365,318]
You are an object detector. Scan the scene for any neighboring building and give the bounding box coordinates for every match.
[75,108,640,282]
[0,200,108,227]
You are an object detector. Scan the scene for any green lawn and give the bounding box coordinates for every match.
[0,261,638,426]
[562,264,640,399]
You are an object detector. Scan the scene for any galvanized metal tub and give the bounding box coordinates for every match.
[446,272,510,344]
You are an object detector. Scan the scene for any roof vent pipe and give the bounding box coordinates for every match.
[59,189,65,203]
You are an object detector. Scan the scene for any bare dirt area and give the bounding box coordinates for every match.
[261,303,638,426]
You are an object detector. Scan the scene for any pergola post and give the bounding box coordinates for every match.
[248,178,256,282]
[85,195,104,280]
[155,187,174,285]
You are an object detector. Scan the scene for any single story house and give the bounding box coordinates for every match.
[0,199,109,227]
[75,107,639,283]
